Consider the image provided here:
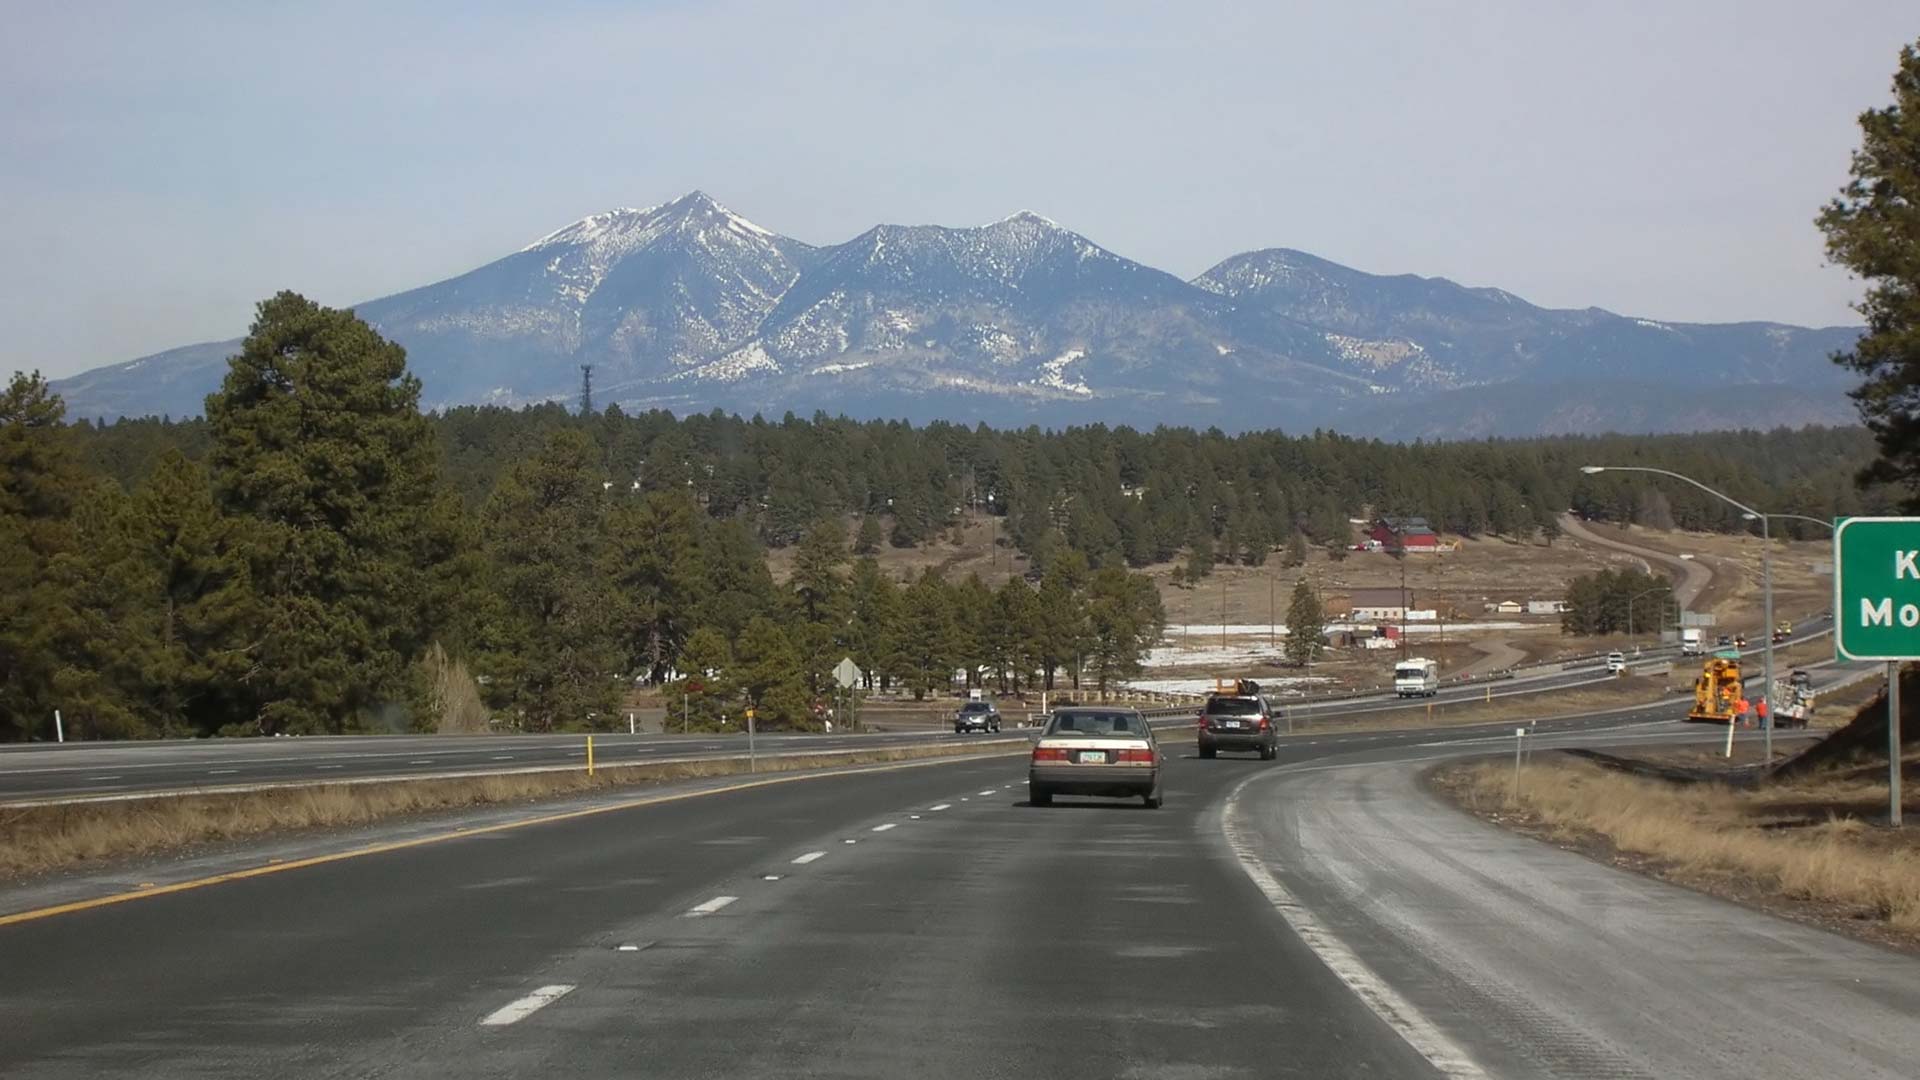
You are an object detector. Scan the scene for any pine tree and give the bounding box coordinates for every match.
[897,569,958,700]
[479,428,622,731]
[1284,579,1326,667]
[1283,530,1309,568]
[1085,566,1165,689]
[605,490,705,685]
[847,557,902,692]
[109,450,257,735]
[1818,39,1920,505]
[676,626,733,729]
[734,616,813,728]
[1185,527,1214,582]
[0,372,88,738]
[204,293,451,734]
[853,514,883,555]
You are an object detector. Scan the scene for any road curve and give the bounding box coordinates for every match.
[1558,513,1714,610]
[5,686,1910,1078]
[1226,742,1920,1079]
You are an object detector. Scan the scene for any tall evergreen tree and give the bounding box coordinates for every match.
[0,372,88,739]
[1284,579,1326,668]
[1819,39,1920,505]
[734,616,812,728]
[480,428,622,731]
[204,293,451,733]
[853,514,884,555]
[605,490,705,684]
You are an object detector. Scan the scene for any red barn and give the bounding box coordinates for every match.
[1367,516,1440,551]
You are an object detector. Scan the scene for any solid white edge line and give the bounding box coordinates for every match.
[685,895,737,917]
[871,823,897,832]
[792,851,826,864]
[479,984,575,1026]
[1221,775,1487,1079]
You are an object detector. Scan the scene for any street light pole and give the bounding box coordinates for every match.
[1581,465,1777,759]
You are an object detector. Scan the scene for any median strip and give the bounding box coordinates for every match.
[0,740,1031,889]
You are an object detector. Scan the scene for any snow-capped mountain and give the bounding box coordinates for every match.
[1197,248,1860,399]
[52,194,1862,435]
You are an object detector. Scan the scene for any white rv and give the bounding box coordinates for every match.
[1394,658,1440,698]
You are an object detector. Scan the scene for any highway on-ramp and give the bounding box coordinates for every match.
[2,686,1913,1079]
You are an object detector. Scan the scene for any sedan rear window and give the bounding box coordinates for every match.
[1205,697,1262,716]
[960,702,992,712]
[1048,712,1147,736]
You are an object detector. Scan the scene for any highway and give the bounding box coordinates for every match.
[0,616,1838,804]
[3,690,1913,1079]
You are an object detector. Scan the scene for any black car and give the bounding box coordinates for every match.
[1198,694,1279,760]
[954,699,1001,734]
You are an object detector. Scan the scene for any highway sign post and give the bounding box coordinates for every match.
[1833,516,1919,826]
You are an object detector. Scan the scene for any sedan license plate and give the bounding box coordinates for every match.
[1223,720,1244,729]
[1077,751,1106,764]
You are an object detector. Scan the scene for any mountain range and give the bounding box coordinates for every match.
[52,191,1862,436]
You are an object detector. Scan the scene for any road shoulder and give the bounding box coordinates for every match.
[1223,750,1920,1080]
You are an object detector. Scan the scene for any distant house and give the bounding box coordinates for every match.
[1348,587,1414,621]
[1493,599,1525,615]
[1367,516,1441,552]
[1119,484,1147,500]
[1527,599,1570,615]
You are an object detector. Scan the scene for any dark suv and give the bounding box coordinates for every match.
[1198,695,1279,760]
[954,699,1001,734]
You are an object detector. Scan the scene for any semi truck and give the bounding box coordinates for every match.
[1680,628,1704,656]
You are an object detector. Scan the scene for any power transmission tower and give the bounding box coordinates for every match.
[579,364,594,415]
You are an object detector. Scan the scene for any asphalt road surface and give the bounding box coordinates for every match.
[4,683,1914,1079]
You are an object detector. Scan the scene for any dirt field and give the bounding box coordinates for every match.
[765,512,1833,693]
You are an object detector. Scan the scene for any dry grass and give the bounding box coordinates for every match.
[0,740,1025,880]
[1445,756,1920,939]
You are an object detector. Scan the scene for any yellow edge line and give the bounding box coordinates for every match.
[0,748,1023,930]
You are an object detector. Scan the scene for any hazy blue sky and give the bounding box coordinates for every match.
[5,1,1915,378]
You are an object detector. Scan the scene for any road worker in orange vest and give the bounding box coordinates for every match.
[1755,697,1770,730]
[1734,696,1752,728]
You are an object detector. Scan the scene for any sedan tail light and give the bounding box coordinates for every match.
[1117,747,1156,764]
[1031,747,1070,762]
[1257,715,1271,730]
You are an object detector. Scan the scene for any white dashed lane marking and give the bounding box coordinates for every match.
[685,895,737,917]
[791,851,826,865]
[480,985,575,1027]
[207,769,237,775]
[930,804,951,811]
[871,823,897,832]
[978,789,996,796]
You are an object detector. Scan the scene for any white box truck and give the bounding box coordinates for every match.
[1394,658,1440,698]
[1680,628,1703,656]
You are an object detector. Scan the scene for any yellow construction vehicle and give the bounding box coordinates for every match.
[1687,655,1743,723]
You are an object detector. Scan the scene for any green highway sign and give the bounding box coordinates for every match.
[1834,516,1920,661]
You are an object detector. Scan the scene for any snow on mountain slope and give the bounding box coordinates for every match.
[51,195,1859,435]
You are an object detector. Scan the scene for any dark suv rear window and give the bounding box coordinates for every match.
[1205,697,1263,715]
[961,702,992,712]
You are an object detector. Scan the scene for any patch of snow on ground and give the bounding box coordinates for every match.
[1033,347,1092,396]
[1126,676,1336,696]
[809,361,872,376]
[1160,622,1529,637]
[1634,318,1674,331]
